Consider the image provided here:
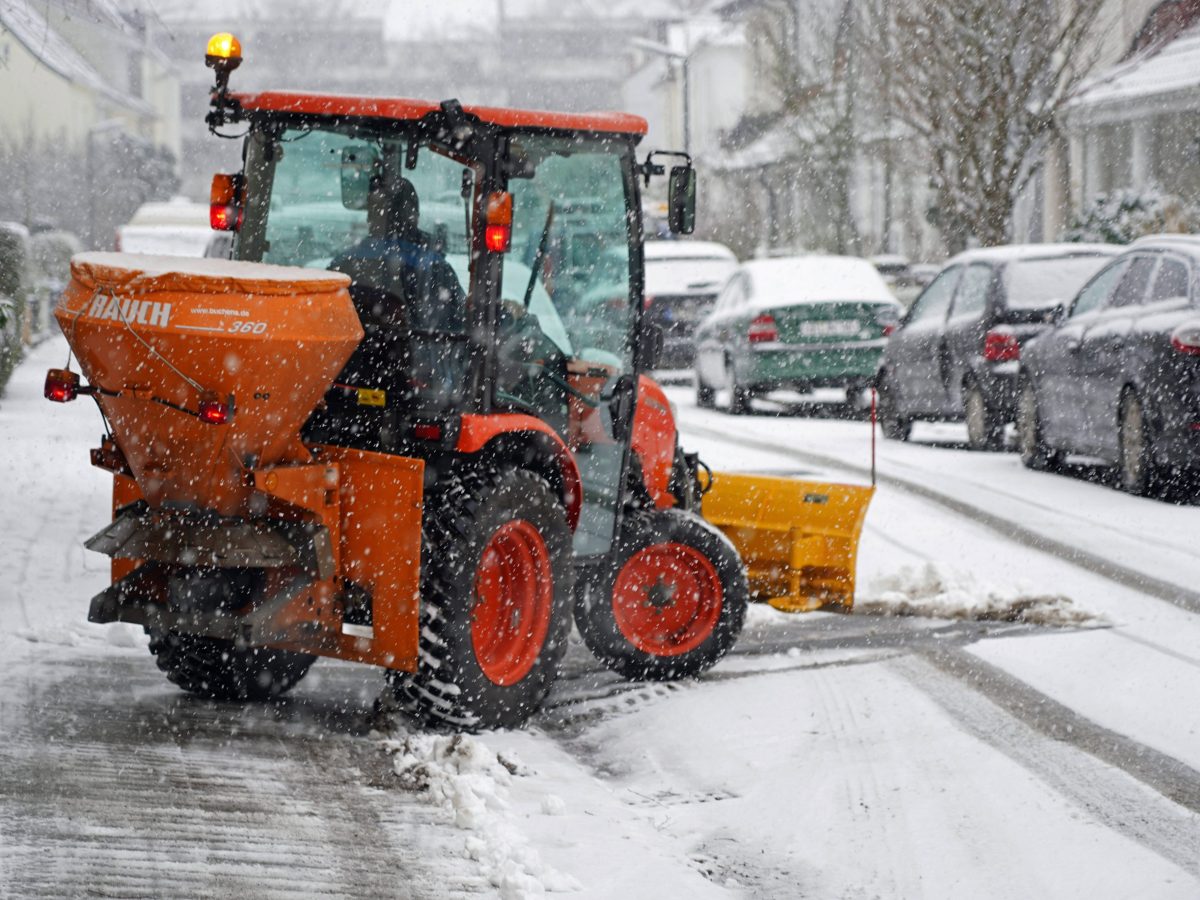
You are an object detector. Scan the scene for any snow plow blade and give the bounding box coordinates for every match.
[700,473,874,612]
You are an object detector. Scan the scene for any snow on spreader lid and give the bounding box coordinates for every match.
[69,252,351,296]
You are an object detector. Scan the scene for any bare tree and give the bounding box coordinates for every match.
[862,0,1103,251]
[753,0,864,253]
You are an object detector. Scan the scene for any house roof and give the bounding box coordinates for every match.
[0,1,154,116]
[1070,22,1200,119]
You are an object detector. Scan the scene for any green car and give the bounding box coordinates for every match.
[694,255,901,413]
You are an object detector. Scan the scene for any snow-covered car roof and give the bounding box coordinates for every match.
[645,256,737,296]
[644,240,736,261]
[1129,234,1200,256]
[944,243,1119,266]
[741,255,897,306]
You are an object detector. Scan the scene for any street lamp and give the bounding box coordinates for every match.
[86,119,125,250]
[631,37,690,155]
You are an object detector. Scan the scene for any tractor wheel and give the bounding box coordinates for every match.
[1017,380,1063,472]
[575,509,748,681]
[388,466,573,730]
[964,380,1004,451]
[147,630,315,701]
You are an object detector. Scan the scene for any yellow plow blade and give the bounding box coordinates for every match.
[701,472,875,613]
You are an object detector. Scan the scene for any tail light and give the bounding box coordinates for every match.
[485,191,512,253]
[748,313,778,344]
[412,422,443,441]
[44,368,80,403]
[210,173,244,232]
[209,204,243,231]
[197,392,232,425]
[1170,321,1200,355]
[643,293,655,310]
[984,329,1020,362]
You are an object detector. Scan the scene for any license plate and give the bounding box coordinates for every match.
[798,319,861,338]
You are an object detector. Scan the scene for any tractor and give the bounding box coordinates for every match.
[45,33,873,729]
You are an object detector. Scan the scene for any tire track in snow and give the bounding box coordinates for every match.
[681,421,1200,616]
[0,647,491,899]
[897,650,1200,878]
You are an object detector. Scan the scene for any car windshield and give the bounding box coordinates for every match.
[1005,256,1112,309]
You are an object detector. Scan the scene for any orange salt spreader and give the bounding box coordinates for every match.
[45,32,872,730]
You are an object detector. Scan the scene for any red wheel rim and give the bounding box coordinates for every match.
[471,520,554,686]
[611,542,723,657]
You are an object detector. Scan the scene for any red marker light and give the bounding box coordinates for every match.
[412,422,443,441]
[44,368,80,403]
[485,191,513,253]
[198,393,231,425]
[210,203,242,231]
[485,224,511,253]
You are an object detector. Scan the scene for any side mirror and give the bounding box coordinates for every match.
[637,322,664,371]
[667,165,696,235]
[340,145,379,210]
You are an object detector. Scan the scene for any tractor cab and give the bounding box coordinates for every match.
[213,86,695,559]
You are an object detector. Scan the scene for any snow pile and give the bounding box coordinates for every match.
[857,563,1100,626]
[382,732,581,898]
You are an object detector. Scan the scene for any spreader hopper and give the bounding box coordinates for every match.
[55,253,363,516]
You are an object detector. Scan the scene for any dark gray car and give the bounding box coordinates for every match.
[1017,236,1200,496]
[877,244,1117,450]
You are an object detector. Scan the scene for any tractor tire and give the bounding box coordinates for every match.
[1017,379,1063,472]
[388,466,574,730]
[876,372,910,441]
[575,508,748,682]
[147,630,315,701]
[964,380,1004,451]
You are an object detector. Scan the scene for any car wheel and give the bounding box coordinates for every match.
[1118,391,1161,497]
[725,354,752,415]
[876,372,910,441]
[964,380,1004,452]
[1017,380,1063,472]
[695,375,715,409]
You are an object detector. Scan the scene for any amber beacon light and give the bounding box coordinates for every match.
[205,32,243,95]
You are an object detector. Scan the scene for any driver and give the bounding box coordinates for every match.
[331,177,465,333]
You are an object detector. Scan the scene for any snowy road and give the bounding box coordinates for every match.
[2,341,1199,899]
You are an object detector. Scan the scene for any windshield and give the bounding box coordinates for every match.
[238,125,478,414]
[1005,256,1112,309]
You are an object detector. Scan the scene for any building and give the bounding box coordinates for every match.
[0,0,181,243]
